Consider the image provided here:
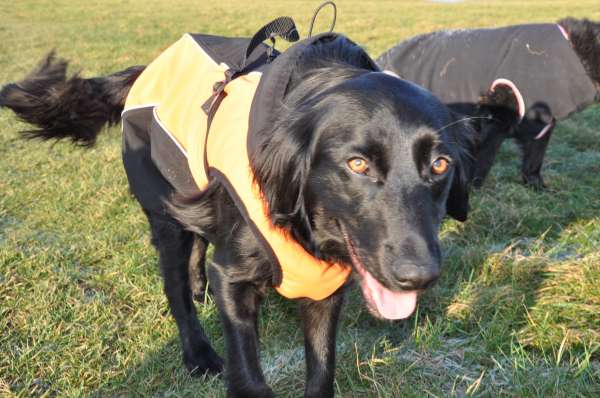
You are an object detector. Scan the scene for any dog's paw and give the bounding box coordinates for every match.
[522,174,547,191]
[191,288,207,303]
[191,284,213,303]
[471,176,485,189]
[188,272,209,304]
[228,385,275,398]
[184,345,225,376]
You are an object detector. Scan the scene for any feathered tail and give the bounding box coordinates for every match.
[0,52,144,145]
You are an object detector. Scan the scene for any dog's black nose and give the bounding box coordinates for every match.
[391,263,440,290]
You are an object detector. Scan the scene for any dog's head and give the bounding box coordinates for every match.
[558,17,600,95]
[252,37,473,319]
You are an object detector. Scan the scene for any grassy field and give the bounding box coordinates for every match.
[1,0,599,396]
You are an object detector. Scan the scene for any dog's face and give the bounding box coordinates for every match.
[254,72,472,319]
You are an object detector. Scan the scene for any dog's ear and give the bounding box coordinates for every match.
[445,113,476,222]
[251,104,320,249]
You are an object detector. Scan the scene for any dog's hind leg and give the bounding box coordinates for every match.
[299,287,346,398]
[189,235,209,302]
[146,211,224,375]
[515,118,555,190]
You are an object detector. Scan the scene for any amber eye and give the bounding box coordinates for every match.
[431,157,450,175]
[348,157,369,174]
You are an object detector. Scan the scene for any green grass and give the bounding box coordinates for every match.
[1,1,599,396]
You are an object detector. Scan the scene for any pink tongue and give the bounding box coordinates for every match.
[363,269,418,320]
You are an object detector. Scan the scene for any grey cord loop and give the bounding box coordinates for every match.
[308,1,337,38]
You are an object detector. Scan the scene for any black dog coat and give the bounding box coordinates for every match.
[377,23,598,136]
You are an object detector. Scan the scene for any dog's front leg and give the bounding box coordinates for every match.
[472,116,510,188]
[299,287,346,398]
[207,260,272,398]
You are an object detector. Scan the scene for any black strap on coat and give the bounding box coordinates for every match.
[200,17,300,180]
[201,16,299,116]
[245,16,299,64]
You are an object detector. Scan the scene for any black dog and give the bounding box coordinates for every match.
[0,32,473,397]
[377,18,600,189]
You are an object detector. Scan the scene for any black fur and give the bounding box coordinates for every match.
[1,37,473,397]
[0,52,143,145]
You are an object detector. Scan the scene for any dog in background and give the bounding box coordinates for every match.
[0,31,473,397]
[377,18,600,189]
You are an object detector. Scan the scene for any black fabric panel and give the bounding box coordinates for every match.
[188,34,274,72]
[149,116,202,197]
[122,107,174,214]
[377,23,598,120]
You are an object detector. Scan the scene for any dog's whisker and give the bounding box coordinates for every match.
[433,116,490,134]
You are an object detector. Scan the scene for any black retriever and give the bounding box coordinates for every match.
[378,17,600,189]
[0,32,473,397]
